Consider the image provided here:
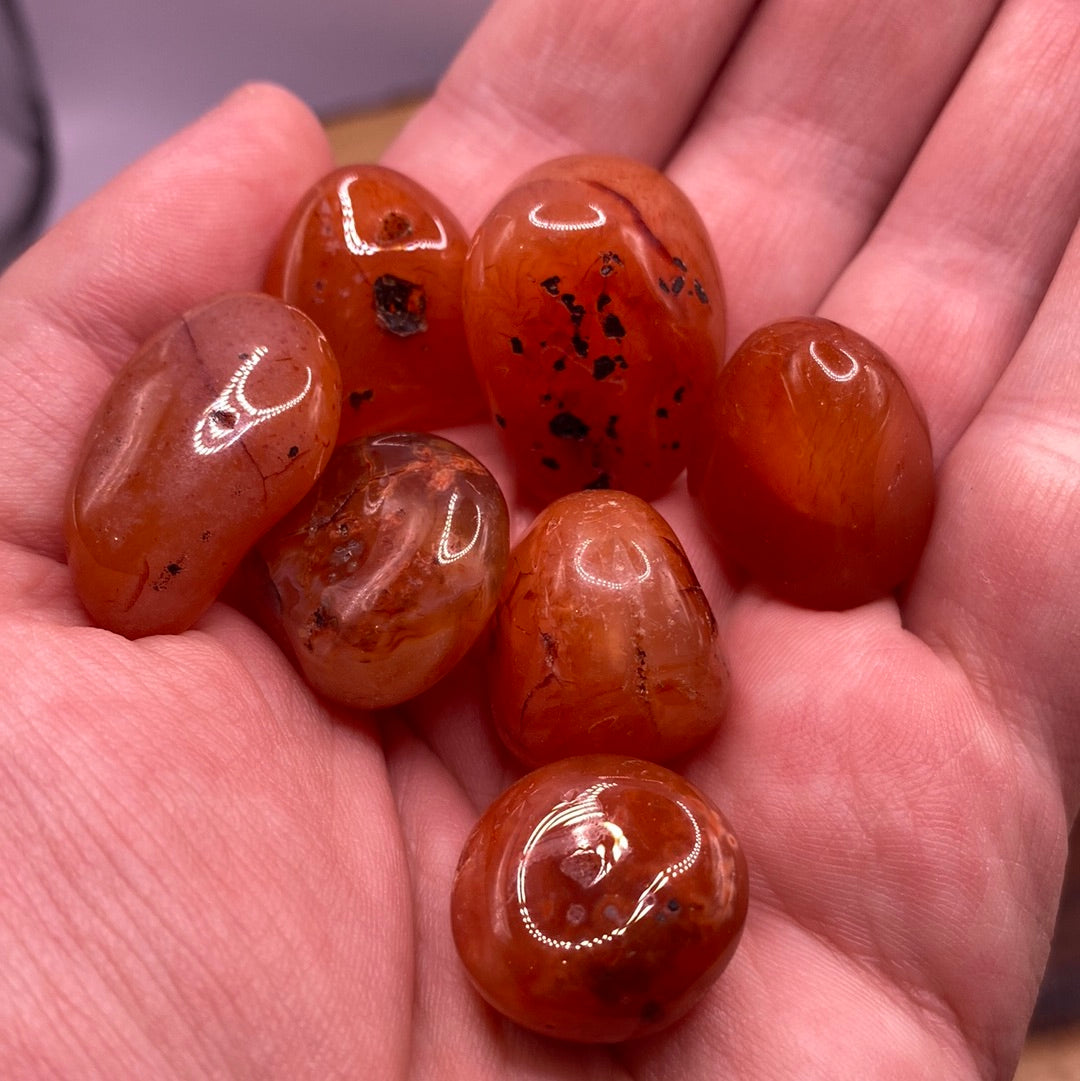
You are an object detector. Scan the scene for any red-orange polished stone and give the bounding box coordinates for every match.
[689,316,934,609]
[257,433,509,709]
[490,490,729,766]
[463,154,725,505]
[65,292,341,637]
[451,755,748,1042]
[265,164,486,442]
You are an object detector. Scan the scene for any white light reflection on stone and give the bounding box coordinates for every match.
[516,782,702,951]
[573,538,651,591]
[339,177,448,256]
[436,490,483,565]
[192,346,312,456]
[528,202,607,233]
[809,339,860,382]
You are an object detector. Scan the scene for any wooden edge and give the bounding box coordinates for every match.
[321,97,425,166]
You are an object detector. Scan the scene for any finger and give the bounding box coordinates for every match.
[0,83,334,558]
[670,0,1003,350]
[820,0,1080,458]
[905,216,1080,798]
[400,646,524,815]
[380,0,756,230]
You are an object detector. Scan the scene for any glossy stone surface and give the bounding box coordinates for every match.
[65,292,341,637]
[451,755,748,1043]
[689,316,935,609]
[265,164,486,442]
[490,490,729,766]
[257,433,509,709]
[463,154,725,505]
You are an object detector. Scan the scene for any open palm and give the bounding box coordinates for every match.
[2,2,1078,1078]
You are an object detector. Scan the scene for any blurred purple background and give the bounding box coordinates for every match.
[21,0,490,226]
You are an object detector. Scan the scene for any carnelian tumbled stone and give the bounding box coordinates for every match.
[463,154,725,505]
[65,292,341,637]
[264,164,486,442]
[490,490,729,765]
[257,433,509,709]
[451,755,748,1042]
[689,316,934,609]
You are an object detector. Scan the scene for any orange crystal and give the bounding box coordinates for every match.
[489,490,729,765]
[265,164,485,441]
[65,292,341,637]
[257,433,509,709]
[463,155,725,504]
[690,316,935,608]
[451,755,748,1042]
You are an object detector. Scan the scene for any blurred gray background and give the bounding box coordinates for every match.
[4,0,489,250]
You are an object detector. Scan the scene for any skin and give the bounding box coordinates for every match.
[0,1,1077,1077]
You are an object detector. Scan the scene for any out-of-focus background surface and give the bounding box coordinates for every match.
[3,0,488,252]
[0,0,52,266]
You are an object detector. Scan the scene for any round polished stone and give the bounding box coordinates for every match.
[265,164,486,441]
[490,490,729,765]
[256,432,509,709]
[463,154,726,505]
[451,755,748,1043]
[690,316,935,609]
[65,292,341,637]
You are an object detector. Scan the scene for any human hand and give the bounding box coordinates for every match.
[2,2,1078,1078]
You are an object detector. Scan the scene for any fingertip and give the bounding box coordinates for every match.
[212,80,334,169]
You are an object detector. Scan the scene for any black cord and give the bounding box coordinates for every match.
[0,0,55,270]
